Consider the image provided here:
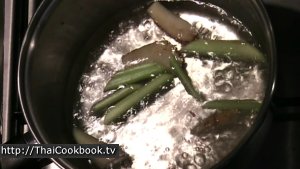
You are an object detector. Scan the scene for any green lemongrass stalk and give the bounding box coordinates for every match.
[182,39,265,63]
[91,84,142,117]
[202,99,262,111]
[170,55,205,101]
[104,74,174,124]
[104,62,166,91]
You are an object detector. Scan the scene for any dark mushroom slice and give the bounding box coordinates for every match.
[122,41,175,69]
[73,128,132,168]
[191,110,243,136]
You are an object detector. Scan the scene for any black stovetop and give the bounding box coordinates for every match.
[1,1,300,169]
[224,4,300,169]
[250,5,300,169]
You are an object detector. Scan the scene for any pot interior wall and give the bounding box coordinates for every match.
[24,0,139,143]
[20,0,274,168]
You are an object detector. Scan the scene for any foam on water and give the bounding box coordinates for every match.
[73,2,266,169]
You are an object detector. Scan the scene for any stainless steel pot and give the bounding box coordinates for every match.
[17,0,276,168]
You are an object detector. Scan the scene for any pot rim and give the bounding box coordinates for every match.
[17,0,277,169]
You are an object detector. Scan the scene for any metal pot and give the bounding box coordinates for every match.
[17,0,276,168]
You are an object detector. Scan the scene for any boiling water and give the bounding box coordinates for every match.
[73,1,266,169]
